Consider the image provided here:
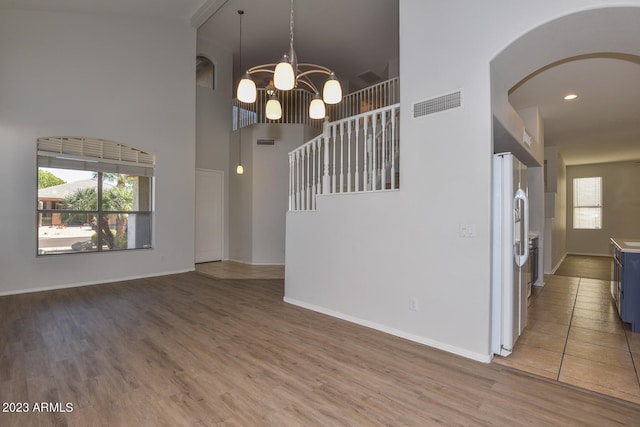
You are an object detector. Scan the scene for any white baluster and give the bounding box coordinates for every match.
[339,122,345,193]
[331,124,337,194]
[288,153,293,211]
[381,110,387,190]
[311,140,316,210]
[317,139,322,196]
[304,144,311,210]
[391,107,397,190]
[347,121,352,192]
[354,118,360,192]
[371,113,377,190]
[363,116,370,191]
[296,150,302,210]
[322,119,330,194]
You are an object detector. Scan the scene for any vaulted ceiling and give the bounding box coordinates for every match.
[196,0,400,92]
[2,1,639,166]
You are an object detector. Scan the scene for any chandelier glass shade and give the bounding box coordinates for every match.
[265,94,283,120]
[236,0,342,121]
[308,93,326,120]
[237,72,257,103]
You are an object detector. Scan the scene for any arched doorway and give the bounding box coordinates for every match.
[490,6,640,403]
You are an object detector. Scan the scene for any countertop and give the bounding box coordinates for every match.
[610,237,640,253]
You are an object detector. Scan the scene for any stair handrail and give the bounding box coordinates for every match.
[289,103,400,211]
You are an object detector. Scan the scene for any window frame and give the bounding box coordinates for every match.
[572,176,603,230]
[36,137,155,256]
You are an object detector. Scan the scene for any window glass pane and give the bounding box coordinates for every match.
[37,142,154,256]
[196,55,214,89]
[38,167,97,213]
[96,213,152,251]
[101,174,135,212]
[574,207,602,229]
[573,177,602,230]
[38,220,97,255]
[573,177,602,207]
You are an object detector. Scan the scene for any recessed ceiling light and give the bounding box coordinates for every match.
[564,94,578,100]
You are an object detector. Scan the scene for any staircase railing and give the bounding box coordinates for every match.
[232,89,323,130]
[233,77,400,130]
[328,77,400,121]
[288,103,400,211]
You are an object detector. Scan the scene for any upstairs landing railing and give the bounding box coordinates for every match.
[289,103,400,211]
[232,77,400,130]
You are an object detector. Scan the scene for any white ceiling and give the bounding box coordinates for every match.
[509,56,640,166]
[0,0,206,20]
[3,1,638,166]
[196,0,400,92]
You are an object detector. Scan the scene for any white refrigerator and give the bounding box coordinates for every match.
[491,152,530,357]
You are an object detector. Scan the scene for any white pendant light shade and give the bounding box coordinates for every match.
[236,164,244,175]
[266,96,282,120]
[309,94,326,119]
[322,73,342,104]
[274,56,295,90]
[234,4,343,122]
[237,73,257,103]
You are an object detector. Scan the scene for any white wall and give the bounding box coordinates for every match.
[567,161,640,255]
[252,125,318,265]
[286,1,640,361]
[229,127,253,263]
[196,37,232,259]
[0,9,196,294]
[229,124,318,265]
[544,149,568,273]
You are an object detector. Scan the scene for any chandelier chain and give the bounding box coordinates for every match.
[289,0,294,49]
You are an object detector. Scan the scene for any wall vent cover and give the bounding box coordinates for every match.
[257,138,275,146]
[413,90,462,118]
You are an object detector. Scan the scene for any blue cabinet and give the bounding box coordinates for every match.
[612,240,640,332]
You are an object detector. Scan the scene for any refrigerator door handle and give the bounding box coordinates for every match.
[514,188,529,267]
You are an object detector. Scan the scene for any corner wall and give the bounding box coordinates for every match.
[0,9,196,294]
[286,1,640,361]
[567,161,640,255]
[196,37,233,259]
[229,124,318,265]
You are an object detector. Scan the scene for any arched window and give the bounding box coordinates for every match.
[196,55,215,90]
[37,137,155,255]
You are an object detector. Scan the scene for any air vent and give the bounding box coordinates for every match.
[413,90,462,118]
[257,138,275,146]
[356,70,382,85]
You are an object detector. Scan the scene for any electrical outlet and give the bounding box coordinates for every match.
[409,297,419,311]
[459,223,476,238]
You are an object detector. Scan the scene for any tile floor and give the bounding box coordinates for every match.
[494,274,640,404]
[195,260,284,279]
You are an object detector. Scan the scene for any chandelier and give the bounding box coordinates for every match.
[236,0,343,120]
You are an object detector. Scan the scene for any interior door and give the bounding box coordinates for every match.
[195,169,224,263]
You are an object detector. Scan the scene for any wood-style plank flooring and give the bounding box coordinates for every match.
[1,272,640,426]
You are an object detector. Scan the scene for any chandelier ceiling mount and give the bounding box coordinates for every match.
[236,0,343,120]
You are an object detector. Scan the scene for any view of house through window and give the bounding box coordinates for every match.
[573,176,602,229]
[37,137,154,255]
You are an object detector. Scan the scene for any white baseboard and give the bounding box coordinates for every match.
[567,251,612,258]
[225,258,285,267]
[549,253,567,274]
[0,268,195,297]
[283,297,492,364]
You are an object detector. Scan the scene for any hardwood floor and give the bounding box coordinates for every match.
[2,272,640,426]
